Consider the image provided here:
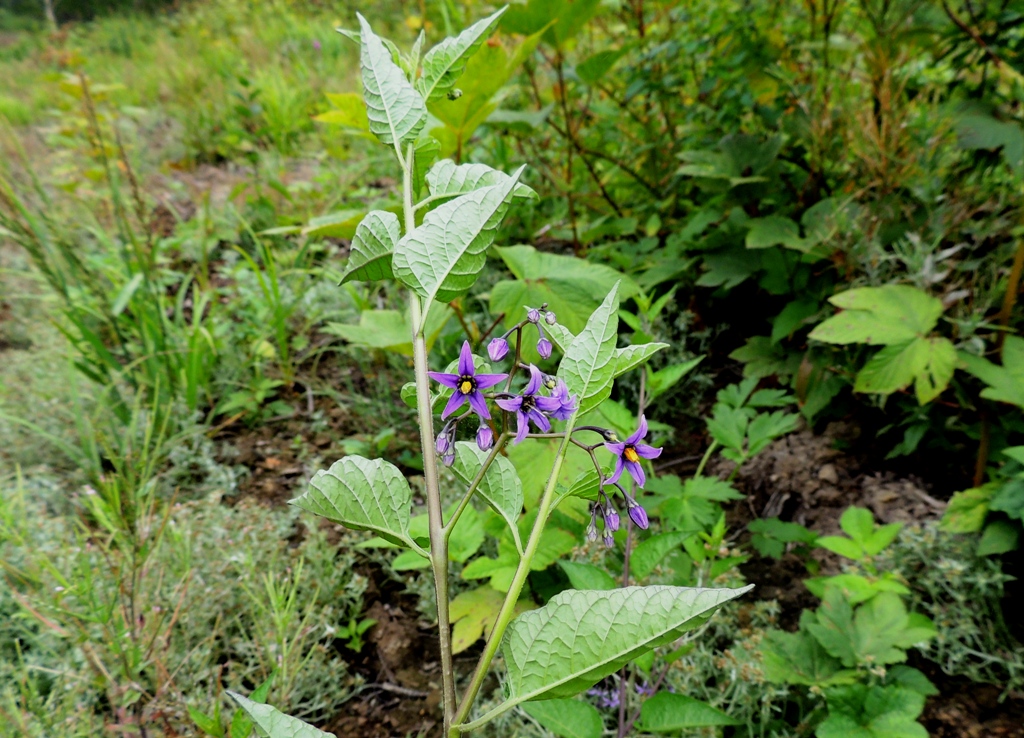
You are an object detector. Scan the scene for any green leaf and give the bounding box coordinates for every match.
[559,560,617,590]
[910,337,956,404]
[745,215,807,251]
[816,536,865,560]
[339,210,400,284]
[292,456,414,547]
[977,519,1020,556]
[450,441,524,550]
[450,586,505,654]
[556,285,621,415]
[324,306,452,356]
[302,208,365,239]
[520,699,604,738]
[490,245,639,334]
[959,336,1024,409]
[647,358,704,401]
[188,707,223,737]
[817,685,927,738]
[356,14,426,148]
[853,337,955,403]
[990,479,1024,520]
[612,342,671,378]
[639,693,740,731]
[417,8,507,102]
[772,298,820,343]
[503,0,603,49]
[943,484,996,531]
[500,585,752,705]
[425,159,537,202]
[810,286,943,346]
[393,169,524,307]
[762,626,855,687]
[226,692,335,738]
[839,506,876,544]
[630,532,691,580]
[315,92,372,139]
[576,46,632,84]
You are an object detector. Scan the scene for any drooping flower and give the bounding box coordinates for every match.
[603,499,620,533]
[604,415,662,488]
[487,337,509,361]
[549,378,578,421]
[436,421,455,456]
[626,496,649,529]
[495,365,562,444]
[476,424,494,451]
[428,341,507,421]
[537,336,552,359]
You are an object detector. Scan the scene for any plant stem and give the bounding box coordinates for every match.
[694,440,719,478]
[403,143,457,728]
[449,416,579,735]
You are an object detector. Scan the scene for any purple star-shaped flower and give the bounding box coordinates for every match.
[549,378,578,421]
[605,415,662,488]
[495,365,562,444]
[428,341,507,421]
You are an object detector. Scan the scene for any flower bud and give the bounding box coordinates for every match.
[586,518,598,543]
[604,505,620,533]
[537,337,552,359]
[527,308,541,324]
[545,310,556,325]
[627,499,649,530]
[436,424,453,455]
[487,337,509,361]
[476,425,494,451]
[603,529,615,548]
[442,448,456,467]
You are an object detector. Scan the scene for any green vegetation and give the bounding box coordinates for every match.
[1,0,1022,736]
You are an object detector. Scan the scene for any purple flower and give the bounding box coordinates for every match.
[603,529,615,548]
[604,415,662,488]
[487,337,509,361]
[428,341,507,421]
[537,337,552,359]
[495,365,562,444]
[549,379,578,421]
[476,425,494,451]
[527,308,541,324]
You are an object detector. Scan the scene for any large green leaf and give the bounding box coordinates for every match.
[762,624,856,687]
[302,209,364,239]
[450,441,524,550]
[393,169,524,307]
[339,210,399,284]
[323,305,452,356]
[556,285,620,415]
[810,286,943,346]
[520,699,604,738]
[356,14,426,148]
[417,8,507,102]
[425,159,537,202]
[941,484,997,533]
[558,560,617,590]
[292,456,414,547]
[502,0,603,48]
[227,692,335,738]
[501,585,752,704]
[817,685,927,738]
[638,693,739,732]
[490,245,638,334]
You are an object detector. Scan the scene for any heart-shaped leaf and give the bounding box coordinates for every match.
[291,456,413,547]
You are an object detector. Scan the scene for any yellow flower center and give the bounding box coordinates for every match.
[624,446,640,463]
[460,379,474,395]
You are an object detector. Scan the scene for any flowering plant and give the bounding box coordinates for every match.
[225,10,750,736]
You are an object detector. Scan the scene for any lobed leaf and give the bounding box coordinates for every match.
[417,8,507,102]
[501,585,752,704]
[810,285,943,346]
[291,456,413,547]
[339,210,400,284]
[356,14,426,148]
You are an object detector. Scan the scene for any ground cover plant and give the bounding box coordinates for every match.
[0,0,1023,737]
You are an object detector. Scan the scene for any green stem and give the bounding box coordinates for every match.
[449,416,578,735]
[694,440,719,478]
[444,433,511,542]
[403,142,457,728]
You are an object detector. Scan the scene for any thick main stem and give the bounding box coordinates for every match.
[403,144,457,727]
[450,418,578,735]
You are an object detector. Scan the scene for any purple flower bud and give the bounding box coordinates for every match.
[603,529,615,548]
[488,337,509,361]
[527,308,541,324]
[545,310,556,325]
[476,425,494,451]
[627,499,649,530]
[436,433,450,455]
[537,337,552,359]
[586,518,598,543]
[604,505,620,533]
[442,448,456,467]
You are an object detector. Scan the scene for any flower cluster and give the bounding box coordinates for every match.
[427,307,661,549]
